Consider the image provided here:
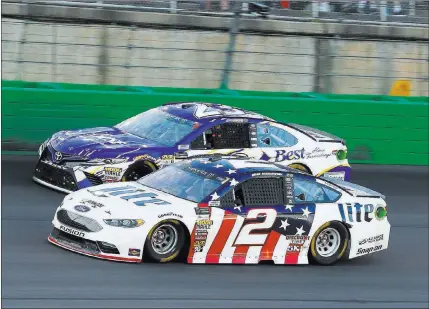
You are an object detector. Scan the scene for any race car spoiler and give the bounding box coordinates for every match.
[286,123,345,145]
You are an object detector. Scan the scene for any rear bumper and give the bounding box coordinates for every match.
[48,227,141,263]
[317,165,351,181]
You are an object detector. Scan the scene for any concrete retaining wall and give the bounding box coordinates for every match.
[2,2,428,94]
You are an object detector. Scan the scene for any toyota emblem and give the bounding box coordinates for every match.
[54,152,63,161]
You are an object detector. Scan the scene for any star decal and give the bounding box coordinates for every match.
[200,160,210,164]
[285,204,294,212]
[295,225,306,236]
[215,164,223,168]
[279,219,290,231]
[230,178,239,187]
[302,207,311,218]
[210,192,220,200]
[226,169,236,175]
[234,205,242,212]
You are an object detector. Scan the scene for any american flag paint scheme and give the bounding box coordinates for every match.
[34,102,350,194]
[48,157,390,265]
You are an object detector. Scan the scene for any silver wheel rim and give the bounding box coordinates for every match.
[316,228,341,257]
[151,224,178,255]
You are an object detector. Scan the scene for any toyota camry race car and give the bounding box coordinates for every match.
[48,156,389,265]
[34,102,350,194]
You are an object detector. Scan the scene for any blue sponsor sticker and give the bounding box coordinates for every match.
[74,205,90,212]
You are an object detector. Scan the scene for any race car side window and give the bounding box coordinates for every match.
[190,123,251,150]
[235,177,284,206]
[293,175,341,203]
[257,123,298,148]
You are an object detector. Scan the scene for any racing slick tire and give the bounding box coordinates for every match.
[309,221,349,266]
[143,220,187,263]
[122,161,157,182]
[287,163,311,175]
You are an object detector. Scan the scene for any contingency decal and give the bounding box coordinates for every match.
[89,185,170,206]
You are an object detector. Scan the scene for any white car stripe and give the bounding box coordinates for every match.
[272,235,289,264]
[245,246,263,264]
[218,215,245,264]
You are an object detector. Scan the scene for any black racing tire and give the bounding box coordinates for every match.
[143,220,186,263]
[122,161,156,182]
[309,221,349,266]
[287,163,312,175]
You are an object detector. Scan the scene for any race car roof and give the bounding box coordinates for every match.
[178,157,293,180]
[161,102,273,122]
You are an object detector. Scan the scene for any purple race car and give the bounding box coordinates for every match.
[33,102,350,193]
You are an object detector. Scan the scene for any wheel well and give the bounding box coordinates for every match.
[307,220,352,264]
[336,220,352,260]
[179,221,192,261]
[287,163,312,175]
[142,219,191,263]
[124,160,158,180]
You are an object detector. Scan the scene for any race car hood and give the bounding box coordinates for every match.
[48,127,167,158]
[61,182,194,220]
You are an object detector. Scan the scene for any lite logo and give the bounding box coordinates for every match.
[338,203,374,223]
[91,185,171,206]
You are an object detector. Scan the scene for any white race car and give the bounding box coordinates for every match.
[48,156,390,265]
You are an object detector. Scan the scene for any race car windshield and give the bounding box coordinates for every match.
[115,108,197,147]
[138,165,222,203]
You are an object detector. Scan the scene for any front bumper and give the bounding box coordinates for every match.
[48,228,141,263]
[33,159,103,193]
[49,207,149,263]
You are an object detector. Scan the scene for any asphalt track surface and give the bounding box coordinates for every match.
[2,155,428,308]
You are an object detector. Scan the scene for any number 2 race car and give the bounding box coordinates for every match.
[48,157,389,265]
[34,102,350,193]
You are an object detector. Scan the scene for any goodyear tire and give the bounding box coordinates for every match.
[143,220,186,263]
[287,163,311,174]
[309,221,349,266]
[122,161,156,182]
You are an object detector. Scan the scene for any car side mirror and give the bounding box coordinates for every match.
[296,193,306,201]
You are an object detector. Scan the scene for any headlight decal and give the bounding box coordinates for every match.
[103,219,144,228]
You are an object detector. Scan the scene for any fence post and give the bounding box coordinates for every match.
[170,0,177,13]
[312,0,319,18]
[380,0,388,21]
[219,11,241,90]
[409,0,416,16]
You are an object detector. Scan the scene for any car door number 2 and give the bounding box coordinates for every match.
[233,209,277,246]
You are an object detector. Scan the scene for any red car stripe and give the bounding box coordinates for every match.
[232,245,249,264]
[205,214,236,264]
[284,244,302,264]
[259,231,281,262]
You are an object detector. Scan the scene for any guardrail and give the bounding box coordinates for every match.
[3,0,429,23]
[2,80,428,165]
